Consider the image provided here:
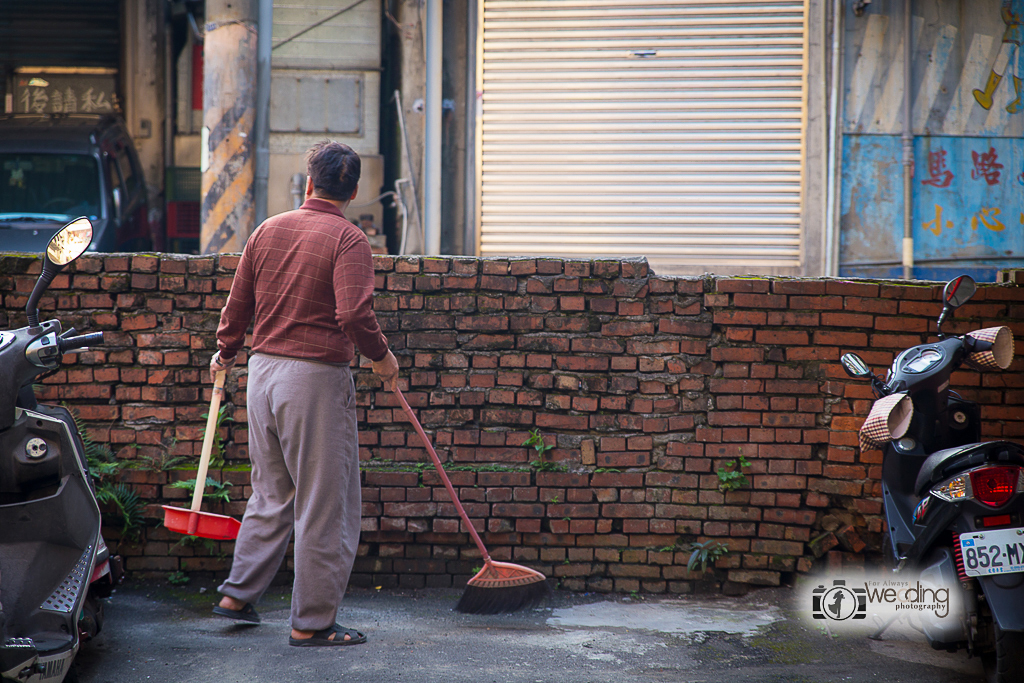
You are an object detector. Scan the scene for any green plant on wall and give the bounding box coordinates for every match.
[523,429,565,471]
[167,570,190,586]
[68,407,143,545]
[687,540,730,574]
[136,444,188,473]
[657,537,686,553]
[169,477,233,503]
[717,455,751,493]
[172,533,223,557]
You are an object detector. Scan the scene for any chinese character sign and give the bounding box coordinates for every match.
[923,204,954,236]
[14,75,119,115]
[922,150,954,187]
[971,147,1004,185]
[914,137,1024,265]
[972,207,1006,232]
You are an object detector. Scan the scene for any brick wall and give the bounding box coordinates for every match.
[1,253,1021,594]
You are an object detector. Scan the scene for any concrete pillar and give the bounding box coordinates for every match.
[395,0,426,255]
[122,0,166,247]
[200,0,258,254]
[253,0,272,227]
[392,0,471,255]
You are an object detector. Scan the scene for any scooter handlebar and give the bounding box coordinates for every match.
[58,332,104,353]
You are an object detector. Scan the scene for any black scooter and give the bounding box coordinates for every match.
[1,218,122,683]
[842,275,1023,682]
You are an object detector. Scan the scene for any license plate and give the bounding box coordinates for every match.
[959,528,1024,577]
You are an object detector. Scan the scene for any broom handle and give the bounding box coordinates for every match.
[191,370,226,513]
[393,387,492,564]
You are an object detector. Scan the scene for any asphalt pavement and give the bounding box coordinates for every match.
[73,579,987,683]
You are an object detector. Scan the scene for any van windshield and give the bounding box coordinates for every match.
[0,153,101,222]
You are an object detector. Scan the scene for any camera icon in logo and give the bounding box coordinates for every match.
[812,579,867,621]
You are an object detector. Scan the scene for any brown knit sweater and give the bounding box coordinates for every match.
[216,198,388,365]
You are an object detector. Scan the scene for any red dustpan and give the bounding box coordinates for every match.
[162,369,242,541]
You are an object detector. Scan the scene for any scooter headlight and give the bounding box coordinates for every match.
[931,473,971,502]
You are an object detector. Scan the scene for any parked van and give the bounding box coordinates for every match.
[0,114,158,253]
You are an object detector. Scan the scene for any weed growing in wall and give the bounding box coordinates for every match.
[717,455,752,493]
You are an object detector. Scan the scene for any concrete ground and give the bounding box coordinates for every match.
[74,579,987,683]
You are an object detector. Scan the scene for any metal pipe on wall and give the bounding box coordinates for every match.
[164,20,174,170]
[162,14,174,252]
[395,91,423,255]
[824,0,842,277]
[254,0,272,227]
[423,0,442,255]
[901,0,914,279]
[462,0,478,257]
[290,173,305,210]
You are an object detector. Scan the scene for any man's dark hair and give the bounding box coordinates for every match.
[305,140,361,201]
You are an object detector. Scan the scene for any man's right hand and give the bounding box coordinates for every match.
[371,350,399,392]
[210,351,237,383]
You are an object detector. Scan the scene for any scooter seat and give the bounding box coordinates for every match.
[915,440,1024,496]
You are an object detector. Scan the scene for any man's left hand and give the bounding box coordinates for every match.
[372,350,399,392]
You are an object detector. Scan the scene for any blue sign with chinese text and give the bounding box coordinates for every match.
[839,0,1024,281]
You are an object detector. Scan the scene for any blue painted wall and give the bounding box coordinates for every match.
[839,0,1024,281]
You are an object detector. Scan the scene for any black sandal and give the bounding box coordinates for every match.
[289,623,366,647]
[212,602,261,624]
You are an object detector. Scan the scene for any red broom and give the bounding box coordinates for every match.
[392,386,549,614]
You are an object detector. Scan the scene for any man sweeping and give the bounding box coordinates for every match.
[209,141,398,646]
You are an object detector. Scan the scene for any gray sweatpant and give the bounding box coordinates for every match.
[218,353,361,631]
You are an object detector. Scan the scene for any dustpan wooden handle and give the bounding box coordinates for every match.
[191,370,226,514]
[393,387,492,564]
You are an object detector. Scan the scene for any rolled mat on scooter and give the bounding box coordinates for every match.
[162,370,242,541]
[392,386,549,614]
[859,392,913,453]
[965,326,1014,371]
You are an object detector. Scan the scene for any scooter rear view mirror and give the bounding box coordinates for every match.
[46,217,93,266]
[937,274,977,338]
[840,353,873,379]
[943,275,976,309]
[26,217,94,330]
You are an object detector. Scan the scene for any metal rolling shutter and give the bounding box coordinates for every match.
[0,0,121,69]
[477,0,808,272]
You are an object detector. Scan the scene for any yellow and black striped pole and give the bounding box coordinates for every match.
[200,0,257,254]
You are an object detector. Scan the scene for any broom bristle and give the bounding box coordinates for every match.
[455,560,550,614]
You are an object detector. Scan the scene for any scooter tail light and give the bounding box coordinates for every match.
[969,466,1020,508]
[931,473,971,502]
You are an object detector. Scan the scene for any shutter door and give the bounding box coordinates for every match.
[0,0,121,70]
[477,0,808,272]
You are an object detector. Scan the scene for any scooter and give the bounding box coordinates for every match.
[1,218,123,683]
[841,274,1024,682]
